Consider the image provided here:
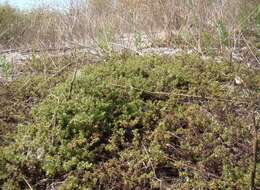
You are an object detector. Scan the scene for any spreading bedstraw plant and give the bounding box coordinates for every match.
[0,56,12,79]
[0,54,259,189]
[216,20,230,48]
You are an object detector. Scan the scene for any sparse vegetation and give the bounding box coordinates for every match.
[0,0,259,51]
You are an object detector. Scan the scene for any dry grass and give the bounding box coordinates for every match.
[0,0,259,52]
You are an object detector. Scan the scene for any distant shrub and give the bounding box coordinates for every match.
[0,4,29,46]
[0,3,64,48]
[0,55,259,189]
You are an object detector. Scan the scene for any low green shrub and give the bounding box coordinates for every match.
[0,53,80,146]
[0,55,259,189]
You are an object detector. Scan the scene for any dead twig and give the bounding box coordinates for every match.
[0,46,87,55]
[111,84,249,104]
[68,67,78,100]
[23,176,33,190]
[165,156,221,179]
[250,109,259,190]
[241,34,260,65]
[34,61,74,94]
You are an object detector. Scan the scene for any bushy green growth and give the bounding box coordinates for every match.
[133,32,143,49]
[0,55,259,189]
[216,20,230,47]
[0,56,12,79]
[257,7,260,28]
[0,54,80,147]
[201,32,215,55]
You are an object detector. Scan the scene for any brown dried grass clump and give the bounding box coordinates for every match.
[0,0,259,51]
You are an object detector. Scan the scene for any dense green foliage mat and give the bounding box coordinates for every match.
[0,55,259,189]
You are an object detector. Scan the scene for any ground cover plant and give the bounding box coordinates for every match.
[0,54,259,189]
[0,52,92,144]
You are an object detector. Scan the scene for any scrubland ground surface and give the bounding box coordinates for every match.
[0,1,260,189]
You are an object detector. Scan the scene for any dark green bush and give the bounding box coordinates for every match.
[0,55,259,189]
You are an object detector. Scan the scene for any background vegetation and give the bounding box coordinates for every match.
[0,0,259,52]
